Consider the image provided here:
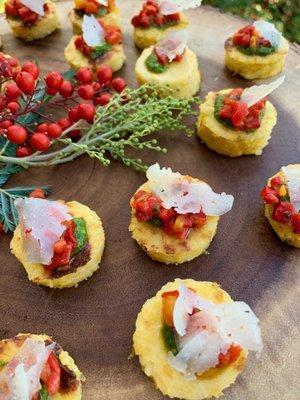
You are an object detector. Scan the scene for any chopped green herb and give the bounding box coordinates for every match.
[148,217,163,227]
[39,385,50,400]
[97,8,108,17]
[91,43,111,60]
[0,360,7,367]
[236,45,276,56]
[162,323,178,355]
[145,52,168,74]
[72,217,88,256]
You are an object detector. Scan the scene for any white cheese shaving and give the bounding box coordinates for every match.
[253,20,282,48]
[146,163,234,215]
[0,338,55,399]
[155,30,188,62]
[169,284,263,377]
[15,197,72,265]
[159,0,202,15]
[281,166,300,212]
[240,75,285,108]
[95,0,108,5]
[82,15,105,47]
[20,0,47,16]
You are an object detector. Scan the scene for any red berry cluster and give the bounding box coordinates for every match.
[0,55,127,158]
[233,25,271,48]
[131,0,180,28]
[218,88,266,131]
[5,0,49,26]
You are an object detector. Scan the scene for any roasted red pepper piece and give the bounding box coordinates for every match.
[272,201,295,224]
[162,290,179,327]
[41,352,61,395]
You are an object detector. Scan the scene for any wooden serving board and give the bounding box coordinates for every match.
[0,1,299,399]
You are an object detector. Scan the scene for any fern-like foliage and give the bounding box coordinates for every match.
[0,186,51,232]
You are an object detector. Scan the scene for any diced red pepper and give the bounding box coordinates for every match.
[272,201,295,225]
[41,352,61,395]
[270,175,284,188]
[219,345,242,366]
[260,186,279,204]
[161,290,179,327]
[292,214,300,234]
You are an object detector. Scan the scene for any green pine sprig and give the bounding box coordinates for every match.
[0,185,51,232]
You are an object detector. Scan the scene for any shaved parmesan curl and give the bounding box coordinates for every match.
[0,338,55,399]
[159,0,202,15]
[20,0,47,16]
[155,30,188,62]
[95,0,108,5]
[82,15,105,47]
[146,163,234,215]
[169,284,263,378]
[240,75,285,108]
[15,197,72,265]
[281,166,300,212]
[253,20,282,48]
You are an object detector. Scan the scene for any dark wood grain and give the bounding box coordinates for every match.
[0,2,299,399]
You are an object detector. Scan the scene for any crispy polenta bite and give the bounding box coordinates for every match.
[0,333,83,399]
[5,0,60,41]
[129,163,234,264]
[10,197,105,288]
[135,30,200,98]
[69,0,120,35]
[133,279,262,400]
[131,0,198,50]
[225,21,289,80]
[65,15,125,72]
[260,164,300,248]
[197,76,284,157]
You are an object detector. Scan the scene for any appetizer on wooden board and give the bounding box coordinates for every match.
[131,0,194,50]
[133,279,262,399]
[225,21,289,80]
[196,76,285,157]
[135,30,200,98]
[69,0,120,35]
[260,164,300,248]
[10,197,105,288]
[65,14,125,72]
[5,0,60,41]
[129,163,234,264]
[0,333,83,399]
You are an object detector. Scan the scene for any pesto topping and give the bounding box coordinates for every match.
[162,323,179,356]
[72,217,88,256]
[0,360,7,367]
[214,94,234,129]
[145,52,167,74]
[39,385,50,400]
[236,44,276,56]
[91,43,112,60]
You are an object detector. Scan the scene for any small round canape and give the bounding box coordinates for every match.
[0,333,83,399]
[225,21,289,80]
[131,0,190,50]
[197,86,278,157]
[69,0,121,35]
[5,0,60,41]
[135,30,200,99]
[133,278,262,400]
[11,198,105,288]
[65,15,125,73]
[129,163,234,264]
[260,164,300,248]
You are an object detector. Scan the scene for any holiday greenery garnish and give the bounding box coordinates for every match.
[0,53,198,172]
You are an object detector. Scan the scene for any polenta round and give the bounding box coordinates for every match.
[69,7,121,35]
[263,166,300,248]
[129,182,219,265]
[10,201,105,289]
[0,333,83,399]
[6,1,60,41]
[133,279,247,400]
[225,37,289,80]
[64,36,126,72]
[135,47,201,99]
[197,89,277,157]
[133,13,188,50]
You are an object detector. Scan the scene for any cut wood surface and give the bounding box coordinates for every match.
[0,2,299,399]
